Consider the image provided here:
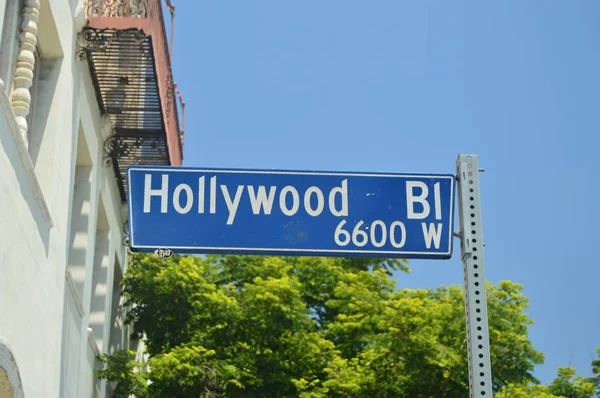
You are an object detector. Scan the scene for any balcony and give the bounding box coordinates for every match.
[77,0,182,202]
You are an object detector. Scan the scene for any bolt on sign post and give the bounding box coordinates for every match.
[126,154,492,396]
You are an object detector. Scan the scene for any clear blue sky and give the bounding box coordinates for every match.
[170,0,600,384]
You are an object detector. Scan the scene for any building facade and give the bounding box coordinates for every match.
[0,0,182,396]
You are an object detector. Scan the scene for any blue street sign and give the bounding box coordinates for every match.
[127,167,455,259]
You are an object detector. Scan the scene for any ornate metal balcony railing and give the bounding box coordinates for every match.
[78,0,182,201]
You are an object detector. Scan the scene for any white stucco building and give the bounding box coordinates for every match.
[0,0,183,396]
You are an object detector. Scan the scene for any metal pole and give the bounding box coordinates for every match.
[456,154,493,397]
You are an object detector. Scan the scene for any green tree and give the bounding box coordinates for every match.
[494,383,557,398]
[547,367,597,398]
[494,349,600,398]
[96,350,148,398]
[96,254,597,397]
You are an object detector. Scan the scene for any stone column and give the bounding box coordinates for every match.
[10,0,40,149]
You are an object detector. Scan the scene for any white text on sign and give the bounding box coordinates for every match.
[142,174,445,249]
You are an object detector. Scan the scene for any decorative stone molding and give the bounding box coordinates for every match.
[0,338,24,398]
[87,0,148,19]
[10,0,41,149]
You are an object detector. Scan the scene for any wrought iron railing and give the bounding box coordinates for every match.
[84,0,183,166]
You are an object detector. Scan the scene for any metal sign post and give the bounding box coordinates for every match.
[456,154,493,397]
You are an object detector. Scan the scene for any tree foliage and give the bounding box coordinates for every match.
[96,350,148,397]
[96,254,599,397]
